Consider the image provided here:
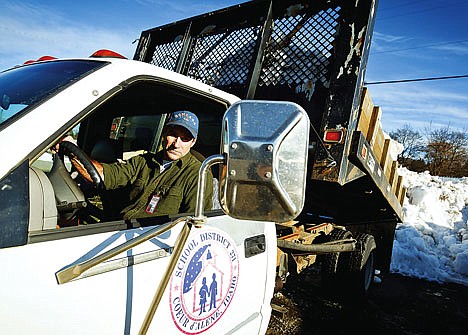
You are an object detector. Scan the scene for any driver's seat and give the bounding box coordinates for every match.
[89,139,129,220]
[47,153,87,225]
[90,138,122,163]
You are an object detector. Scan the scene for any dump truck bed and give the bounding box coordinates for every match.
[134,0,404,225]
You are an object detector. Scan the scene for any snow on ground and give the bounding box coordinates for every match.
[390,168,468,286]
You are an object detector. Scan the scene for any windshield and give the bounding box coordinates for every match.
[0,60,107,128]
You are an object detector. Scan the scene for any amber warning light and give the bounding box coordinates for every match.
[23,55,57,64]
[323,129,345,143]
[90,49,127,59]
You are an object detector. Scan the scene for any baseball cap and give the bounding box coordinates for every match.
[165,111,199,138]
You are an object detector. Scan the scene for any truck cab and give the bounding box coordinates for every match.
[0,55,309,334]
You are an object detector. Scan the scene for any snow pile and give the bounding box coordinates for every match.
[390,168,468,286]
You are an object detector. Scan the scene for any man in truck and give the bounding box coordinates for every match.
[61,110,213,220]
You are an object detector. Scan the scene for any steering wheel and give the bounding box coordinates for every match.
[59,141,104,191]
[53,140,108,224]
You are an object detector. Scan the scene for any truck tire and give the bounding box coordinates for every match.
[338,233,377,301]
[319,229,353,290]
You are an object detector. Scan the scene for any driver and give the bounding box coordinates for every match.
[61,111,213,219]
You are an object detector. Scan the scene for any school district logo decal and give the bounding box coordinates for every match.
[169,227,239,334]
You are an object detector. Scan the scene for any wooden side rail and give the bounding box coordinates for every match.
[357,87,406,204]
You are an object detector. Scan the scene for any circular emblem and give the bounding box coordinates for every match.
[169,227,239,334]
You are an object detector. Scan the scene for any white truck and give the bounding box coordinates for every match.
[0,0,405,334]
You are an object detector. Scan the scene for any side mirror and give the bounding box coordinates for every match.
[219,100,309,222]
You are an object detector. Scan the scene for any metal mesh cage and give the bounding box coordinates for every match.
[260,7,340,88]
[150,39,183,71]
[146,6,341,91]
[141,2,347,98]
[186,27,260,87]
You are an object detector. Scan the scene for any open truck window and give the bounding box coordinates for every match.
[0,58,232,249]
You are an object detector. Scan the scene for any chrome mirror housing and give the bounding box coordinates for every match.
[219,100,309,222]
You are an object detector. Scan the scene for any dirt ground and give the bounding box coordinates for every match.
[266,268,468,335]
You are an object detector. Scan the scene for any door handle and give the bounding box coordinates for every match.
[244,234,266,258]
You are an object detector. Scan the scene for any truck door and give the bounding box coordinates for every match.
[0,68,277,334]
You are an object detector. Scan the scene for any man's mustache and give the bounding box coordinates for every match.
[166,143,180,152]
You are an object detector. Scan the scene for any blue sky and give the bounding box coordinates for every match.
[1,0,467,133]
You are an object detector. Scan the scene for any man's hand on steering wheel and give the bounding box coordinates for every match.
[59,140,104,191]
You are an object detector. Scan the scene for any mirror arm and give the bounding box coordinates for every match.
[192,154,225,226]
[140,154,224,333]
[55,216,188,284]
[139,221,192,334]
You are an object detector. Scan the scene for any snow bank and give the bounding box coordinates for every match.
[390,168,468,286]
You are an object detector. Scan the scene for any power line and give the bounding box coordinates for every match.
[377,0,468,20]
[371,39,468,55]
[365,74,468,85]
[387,0,466,10]
[378,0,428,11]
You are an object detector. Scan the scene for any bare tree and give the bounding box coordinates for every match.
[389,124,424,165]
[425,126,468,177]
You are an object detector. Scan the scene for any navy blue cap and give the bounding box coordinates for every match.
[166,111,199,138]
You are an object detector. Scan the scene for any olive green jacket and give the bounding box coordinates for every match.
[102,151,213,219]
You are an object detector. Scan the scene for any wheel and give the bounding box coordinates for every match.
[319,229,353,289]
[338,233,377,300]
